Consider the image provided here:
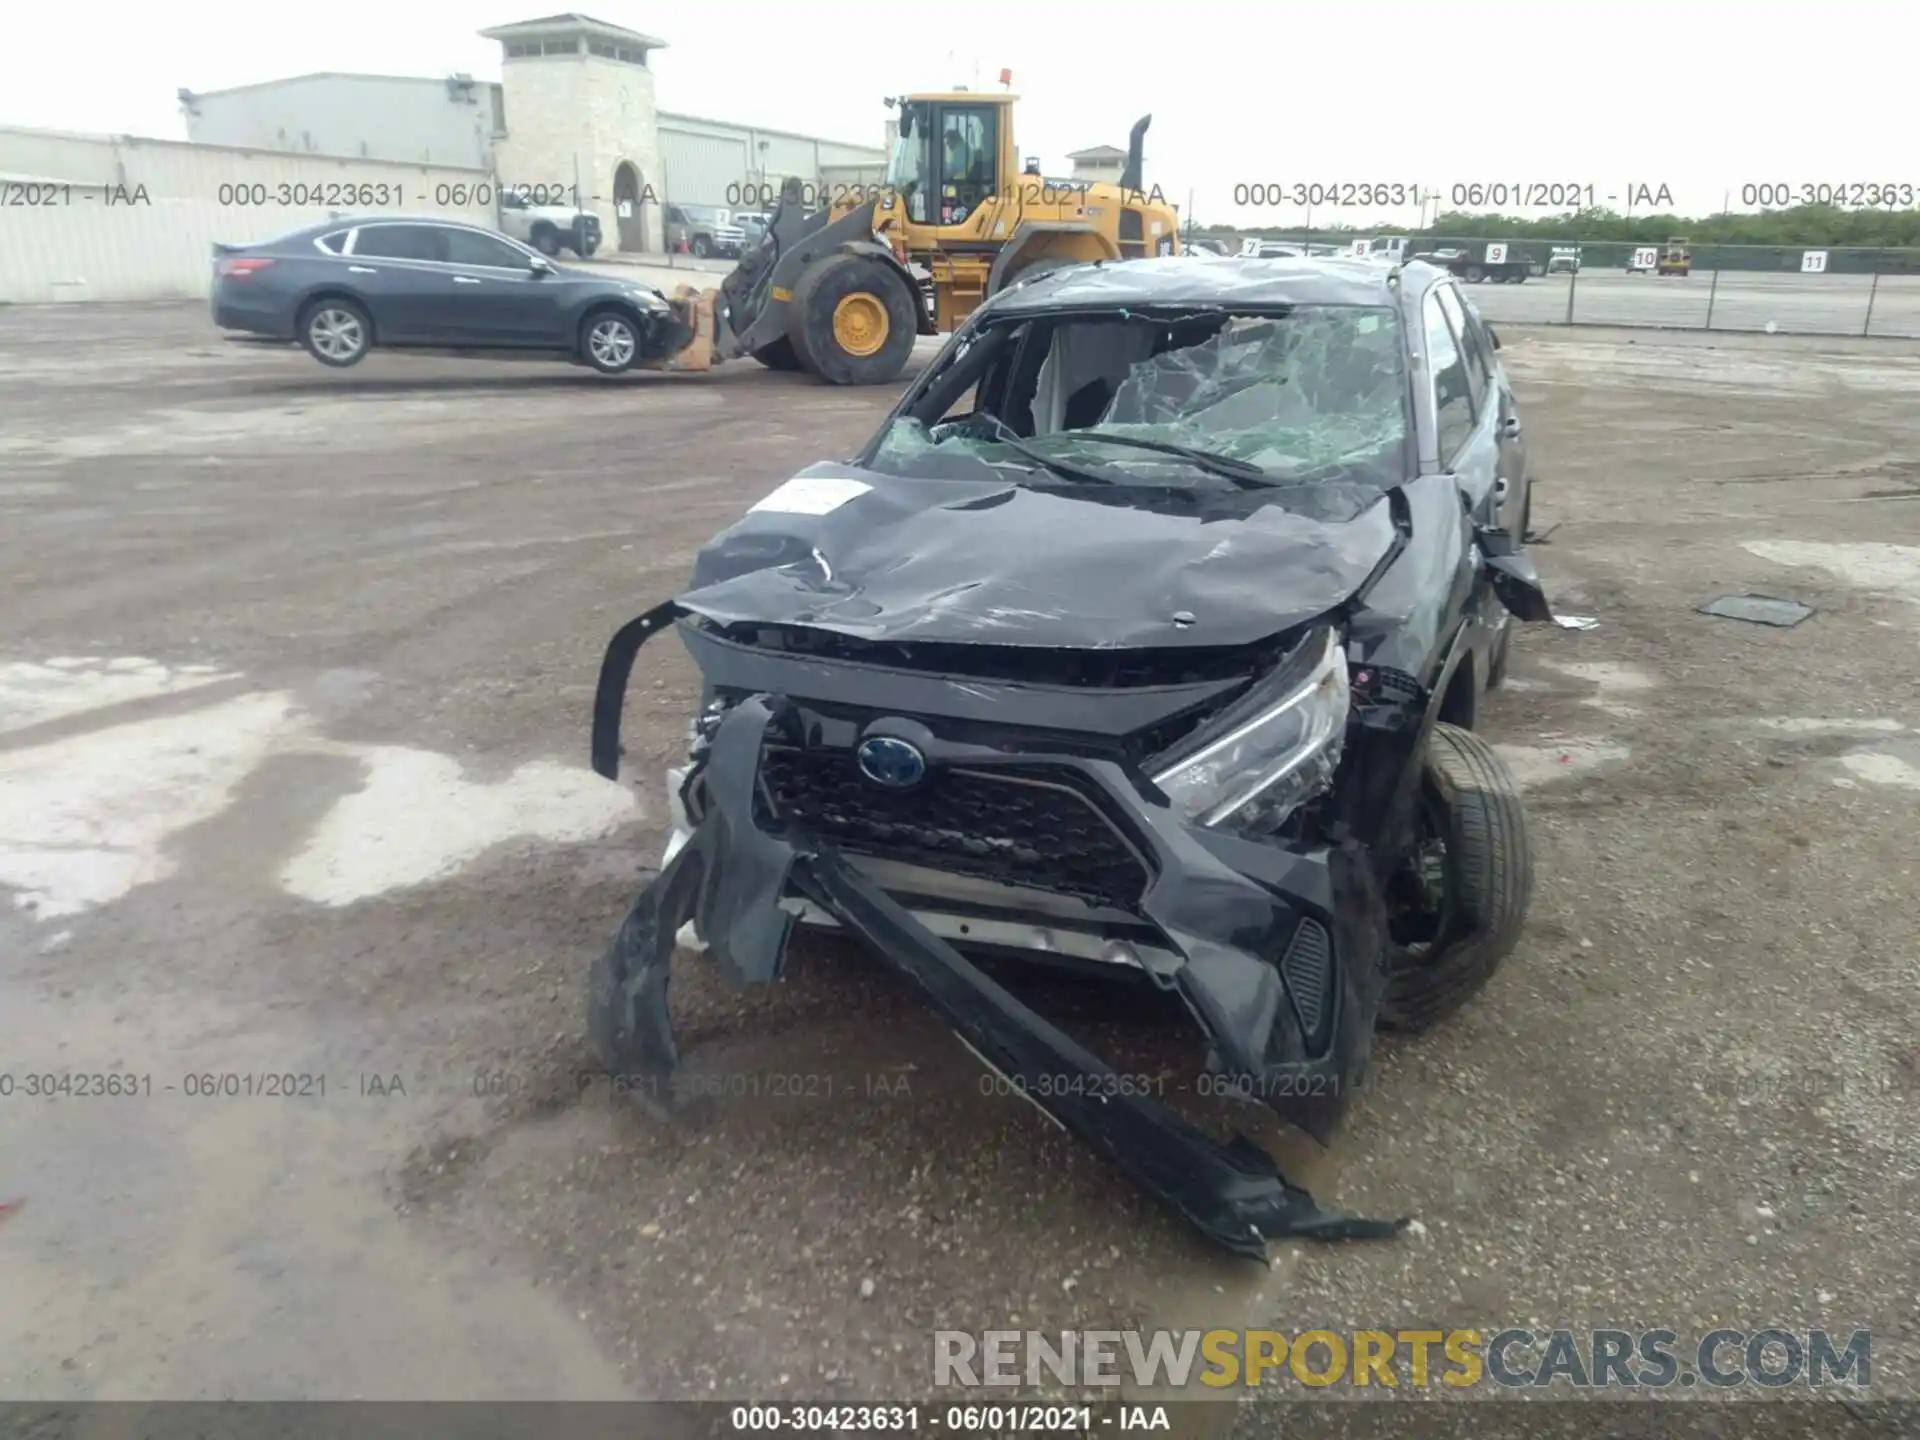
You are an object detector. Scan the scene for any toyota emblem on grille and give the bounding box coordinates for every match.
[856,736,927,789]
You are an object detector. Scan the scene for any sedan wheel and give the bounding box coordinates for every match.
[300,300,370,368]
[582,311,640,375]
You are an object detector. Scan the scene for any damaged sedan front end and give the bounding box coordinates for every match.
[588,256,1550,1259]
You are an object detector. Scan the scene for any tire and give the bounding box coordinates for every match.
[1464,265,1485,283]
[752,335,806,372]
[579,307,643,375]
[1379,722,1533,1033]
[298,297,371,368]
[691,235,712,259]
[532,228,562,257]
[789,254,918,386]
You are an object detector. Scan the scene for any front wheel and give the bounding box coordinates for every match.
[580,308,643,375]
[1463,265,1485,283]
[789,255,919,385]
[532,229,563,257]
[299,298,371,368]
[691,235,712,259]
[1379,723,1533,1033]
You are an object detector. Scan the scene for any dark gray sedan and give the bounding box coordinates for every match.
[210,215,684,374]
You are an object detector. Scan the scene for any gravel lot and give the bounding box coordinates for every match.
[0,305,1915,1426]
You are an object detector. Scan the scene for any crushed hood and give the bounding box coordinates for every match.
[679,463,1400,650]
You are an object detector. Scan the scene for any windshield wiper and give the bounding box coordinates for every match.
[972,415,1123,486]
[1063,430,1277,489]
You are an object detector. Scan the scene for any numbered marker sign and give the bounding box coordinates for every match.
[1485,243,1508,264]
[1801,250,1828,274]
[1632,246,1659,270]
[1351,238,1371,257]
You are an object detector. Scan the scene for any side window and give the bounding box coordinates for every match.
[443,228,529,269]
[315,230,348,255]
[352,224,445,262]
[1422,291,1477,463]
[1435,285,1492,411]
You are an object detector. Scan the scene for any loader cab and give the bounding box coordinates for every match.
[885,94,1011,229]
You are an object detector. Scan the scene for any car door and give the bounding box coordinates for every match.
[343,223,459,343]
[437,226,566,347]
[1430,284,1508,527]
[1447,286,1529,536]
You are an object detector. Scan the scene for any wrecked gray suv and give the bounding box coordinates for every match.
[587,255,1552,1258]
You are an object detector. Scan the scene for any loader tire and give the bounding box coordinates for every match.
[790,255,918,385]
[1379,723,1532,1034]
[752,336,806,372]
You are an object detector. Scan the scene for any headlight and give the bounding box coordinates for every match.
[1150,628,1349,833]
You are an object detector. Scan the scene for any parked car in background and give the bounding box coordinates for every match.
[664,205,745,258]
[209,216,687,374]
[586,254,1550,1259]
[1239,239,1305,258]
[497,190,601,259]
[1546,246,1581,274]
[735,212,773,248]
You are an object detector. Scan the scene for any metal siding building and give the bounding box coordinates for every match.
[656,122,750,209]
[0,126,495,303]
[181,74,504,169]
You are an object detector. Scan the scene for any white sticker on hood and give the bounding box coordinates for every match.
[749,476,872,516]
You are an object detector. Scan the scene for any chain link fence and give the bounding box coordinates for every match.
[1213,234,1920,338]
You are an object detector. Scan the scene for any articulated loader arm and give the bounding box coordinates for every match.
[644,177,916,382]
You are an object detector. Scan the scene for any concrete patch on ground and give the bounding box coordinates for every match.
[0,656,642,921]
[1838,748,1920,790]
[278,747,639,907]
[1539,660,1658,717]
[0,656,234,735]
[1751,717,1908,735]
[0,690,301,919]
[1742,540,1920,609]
[1493,738,1631,789]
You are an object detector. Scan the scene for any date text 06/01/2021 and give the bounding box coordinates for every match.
[1228,181,1678,210]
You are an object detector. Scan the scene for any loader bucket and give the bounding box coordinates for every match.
[644,286,718,373]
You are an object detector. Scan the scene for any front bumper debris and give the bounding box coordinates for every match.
[591,635,1409,1259]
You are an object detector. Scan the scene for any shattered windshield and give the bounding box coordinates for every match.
[870,305,1408,519]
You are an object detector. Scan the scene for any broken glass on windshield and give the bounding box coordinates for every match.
[874,306,1408,516]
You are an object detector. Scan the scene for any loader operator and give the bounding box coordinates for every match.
[941,122,993,224]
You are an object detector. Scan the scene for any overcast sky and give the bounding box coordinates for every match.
[2,0,1905,227]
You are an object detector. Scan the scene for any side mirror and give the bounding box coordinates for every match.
[529,255,555,276]
[1486,324,1502,350]
[1477,529,1553,622]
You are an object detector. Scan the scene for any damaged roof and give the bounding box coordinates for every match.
[988,255,1436,315]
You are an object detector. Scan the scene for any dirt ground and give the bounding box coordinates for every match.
[0,306,1915,1424]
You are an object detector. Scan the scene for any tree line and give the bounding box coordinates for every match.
[1200,203,1920,251]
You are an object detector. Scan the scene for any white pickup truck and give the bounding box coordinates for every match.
[497,191,602,259]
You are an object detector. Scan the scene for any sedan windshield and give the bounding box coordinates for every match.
[870,305,1408,517]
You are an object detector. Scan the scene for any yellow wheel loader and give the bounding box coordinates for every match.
[647,94,1183,386]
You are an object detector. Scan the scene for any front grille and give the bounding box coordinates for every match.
[760,746,1149,911]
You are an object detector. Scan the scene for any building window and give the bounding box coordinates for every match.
[505,42,529,56]
[615,47,647,66]
[589,41,615,57]
[543,38,577,54]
